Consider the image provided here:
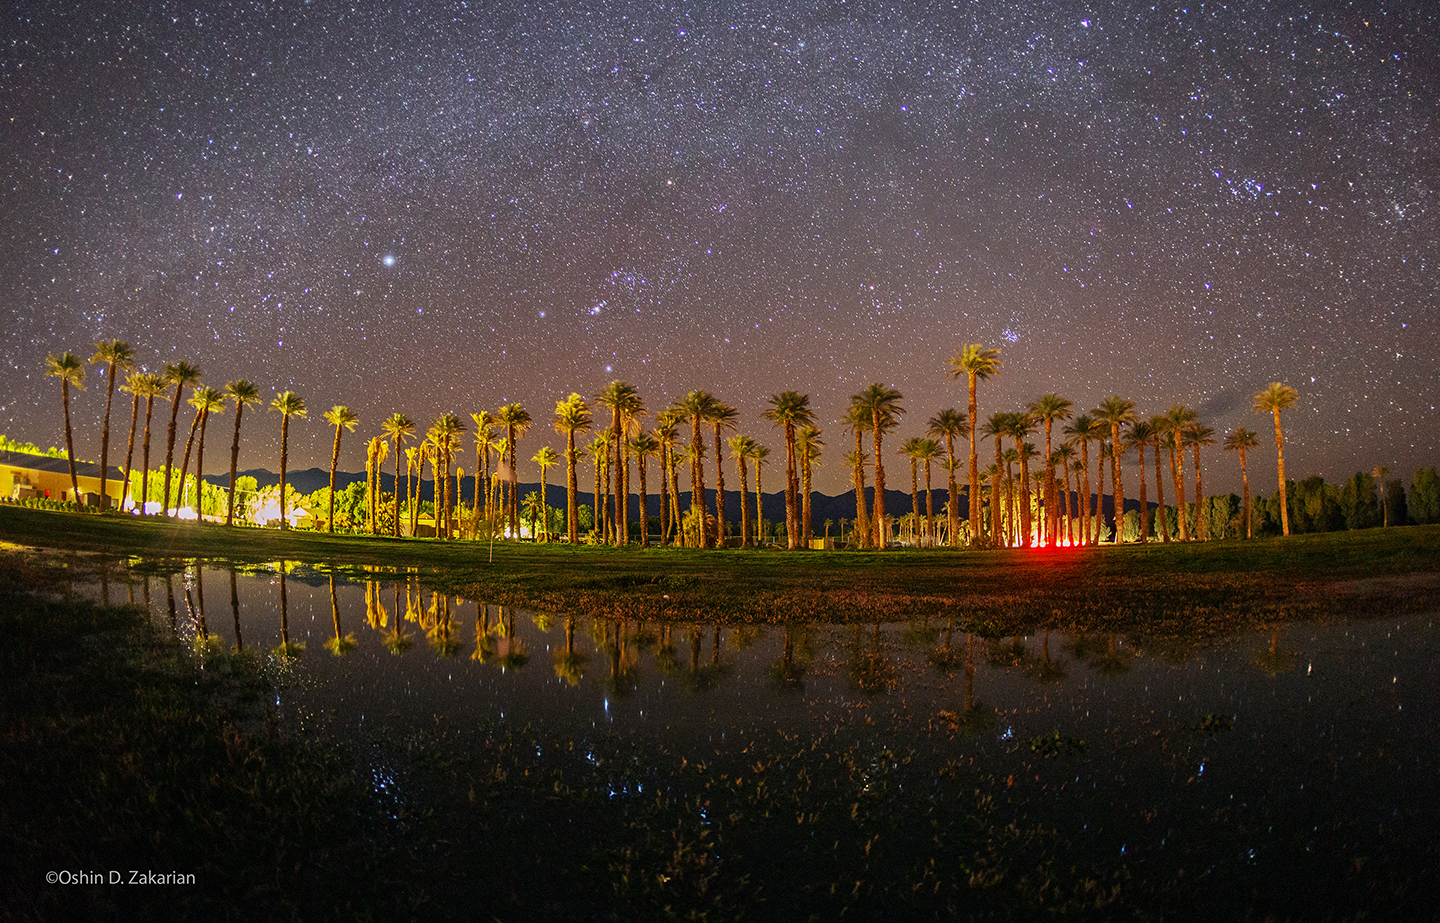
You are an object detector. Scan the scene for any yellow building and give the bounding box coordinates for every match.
[0,450,128,508]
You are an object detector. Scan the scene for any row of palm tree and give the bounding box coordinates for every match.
[42,340,1303,545]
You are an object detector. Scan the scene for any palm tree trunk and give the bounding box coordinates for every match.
[1240,447,1251,539]
[278,416,290,530]
[754,459,764,545]
[637,454,649,547]
[1110,426,1124,544]
[226,406,244,526]
[659,445,670,545]
[99,362,118,507]
[392,440,403,538]
[1192,444,1205,541]
[327,425,342,532]
[945,435,958,547]
[122,391,140,509]
[924,459,935,546]
[713,427,727,547]
[872,423,887,551]
[162,384,184,516]
[194,410,210,520]
[1078,441,1090,544]
[1136,444,1148,542]
[991,437,1004,546]
[176,408,202,515]
[566,432,578,544]
[852,428,868,547]
[61,381,80,500]
[1170,434,1188,541]
[967,375,980,545]
[1153,443,1169,542]
[737,454,751,547]
[801,453,813,547]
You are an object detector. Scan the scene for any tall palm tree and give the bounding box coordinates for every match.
[44,352,87,501]
[1063,414,1098,545]
[797,424,824,547]
[596,381,643,546]
[132,373,167,514]
[674,390,716,547]
[428,413,465,538]
[1004,414,1037,547]
[219,380,261,526]
[1160,404,1198,540]
[1093,396,1136,543]
[1221,429,1259,539]
[632,431,660,546]
[552,394,592,544]
[947,344,1002,546]
[187,386,225,517]
[926,409,967,547]
[90,339,135,508]
[842,405,872,547]
[763,391,816,550]
[270,392,307,530]
[365,436,388,533]
[585,433,609,540]
[654,411,681,544]
[160,362,202,515]
[1254,382,1299,536]
[708,402,739,546]
[900,438,925,545]
[175,385,214,514]
[532,446,560,541]
[1183,422,1216,541]
[323,406,359,532]
[1373,465,1390,528]
[981,413,1011,546]
[1146,415,1170,543]
[914,438,943,545]
[1027,393,1073,547]
[753,444,771,544]
[851,385,904,550]
[1125,420,1157,542]
[728,434,759,547]
[381,413,416,538]
[496,403,532,539]
[1051,443,1077,543]
[120,370,158,508]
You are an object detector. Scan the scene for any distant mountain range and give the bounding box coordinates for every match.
[204,467,1141,524]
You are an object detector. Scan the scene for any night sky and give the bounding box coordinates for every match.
[4,0,1436,496]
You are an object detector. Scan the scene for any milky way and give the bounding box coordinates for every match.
[3,0,1435,493]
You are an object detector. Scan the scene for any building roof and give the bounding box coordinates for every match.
[0,449,125,482]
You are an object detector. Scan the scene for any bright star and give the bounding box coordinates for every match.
[382,254,396,267]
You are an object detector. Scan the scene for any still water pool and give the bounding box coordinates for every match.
[91,561,1440,918]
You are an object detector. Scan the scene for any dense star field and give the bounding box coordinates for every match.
[3,0,1435,494]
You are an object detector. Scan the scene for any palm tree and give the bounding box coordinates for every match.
[269,392,307,529]
[187,386,225,516]
[751,444,772,544]
[469,411,500,538]
[1224,428,1260,539]
[1184,422,1216,541]
[1027,394,1073,547]
[552,394,592,544]
[365,436,388,533]
[428,413,465,538]
[322,406,359,532]
[673,390,716,547]
[946,344,1003,546]
[762,392,813,549]
[1093,396,1136,543]
[630,431,660,546]
[1052,443,1077,543]
[654,411,681,544]
[44,352,86,501]
[596,381,643,545]
[532,446,560,541]
[496,403,532,539]
[708,402,739,546]
[1146,416,1170,543]
[381,413,416,538]
[1063,414,1098,545]
[1374,465,1390,528]
[90,339,135,508]
[1254,382,1299,536]
[1160,404,1198,540]
[728,434,759,547]
[120,370,159,508]
[851,385,904,550]
[1125,420,1157,542]
[130,372,167,514]
[216,380,260,525]
[981,413,1011,546]
[842,405,872,546]
[174,385,213,514]
[585,432,609,540]
[160,362,202,515]
[926,409,967,547]
[797,424,824,547]
[907,437,943,545]
[1004,414,1037,547]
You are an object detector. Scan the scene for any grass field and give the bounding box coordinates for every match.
[4,503,1439,633]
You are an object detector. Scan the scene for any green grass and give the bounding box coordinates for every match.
[4,504,1439,634]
